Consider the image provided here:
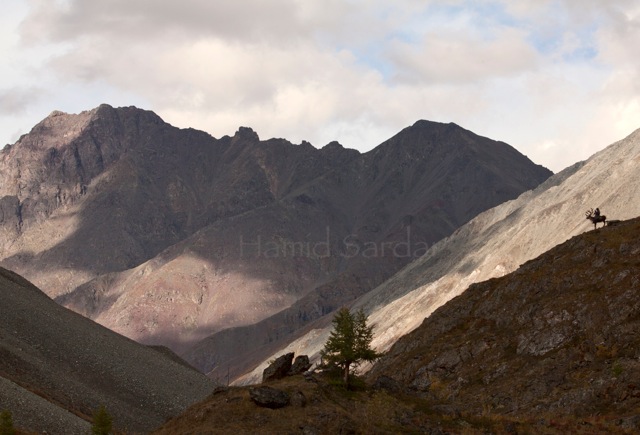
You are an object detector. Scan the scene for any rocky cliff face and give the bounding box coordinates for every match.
[0,105,551,376]
[238,126,640,385]
[368,216,640,425]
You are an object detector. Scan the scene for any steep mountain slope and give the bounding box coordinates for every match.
[369,216,640,427]
[153,218,640,434]
[238,126,640,384]
[0,105,551,371]
[0,266,215,433]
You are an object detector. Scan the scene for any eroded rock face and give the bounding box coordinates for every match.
[249,386,290,409]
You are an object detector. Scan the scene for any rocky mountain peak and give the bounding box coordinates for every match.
[321,140,345,150]
[234,126,260,141]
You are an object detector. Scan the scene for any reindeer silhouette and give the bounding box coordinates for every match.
[585,208,606,229]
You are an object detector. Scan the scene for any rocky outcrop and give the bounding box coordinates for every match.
[261,353,312,382]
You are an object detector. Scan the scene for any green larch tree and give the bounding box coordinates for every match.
[320,307,380,387]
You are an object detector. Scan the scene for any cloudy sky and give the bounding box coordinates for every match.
[1,0,639,172]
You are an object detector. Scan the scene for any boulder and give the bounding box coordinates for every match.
[262,352,294,382]
[249,386,290,409]
[288,355,312,375]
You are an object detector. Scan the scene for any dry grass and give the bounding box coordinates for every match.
[153,372,640,434]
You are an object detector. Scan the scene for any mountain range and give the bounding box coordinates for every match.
[2,104,640,433]
[0,104,551,380]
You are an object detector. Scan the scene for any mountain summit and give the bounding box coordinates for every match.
[0,105,551,379]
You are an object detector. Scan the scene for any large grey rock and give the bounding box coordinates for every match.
[262,353,294,382]
[249,386,290,409]
[288,355,312,375]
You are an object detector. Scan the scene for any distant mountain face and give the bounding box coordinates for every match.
[368,216,640,421]
[0,266,215,434]
[238,126,640,385]
[0,104,551,376]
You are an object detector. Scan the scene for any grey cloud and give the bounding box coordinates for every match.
[0,87,43,115]
[386,29,540,85]
[20,0,353,45]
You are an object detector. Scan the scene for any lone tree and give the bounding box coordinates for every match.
[320,307,380,387]
[0,410,16,435]
[91,405,112,435]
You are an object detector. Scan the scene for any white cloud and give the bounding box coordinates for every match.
[387,27,539,84]
[0,87,44,114]
[0,0,639,172]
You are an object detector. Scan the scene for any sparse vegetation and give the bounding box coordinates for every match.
[91,405,112,435]
[0,410,15,435]
[320,307,380,388]
[612,361,623,377]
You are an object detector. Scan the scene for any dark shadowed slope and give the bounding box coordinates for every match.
[0,267,215,434]
[369,216,640,428]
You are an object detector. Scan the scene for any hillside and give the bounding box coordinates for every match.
[0,105,551,377]
[0,266,215,433]
[154,218,640,434]
[238,126,640,384]
[368,216,640,429]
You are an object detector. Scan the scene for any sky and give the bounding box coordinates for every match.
[1,1,639,172]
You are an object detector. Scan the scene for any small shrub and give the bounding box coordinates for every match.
[595,344,618,359]
[612,361,623,377]
[0,410,16,435]
[91,405,112,435]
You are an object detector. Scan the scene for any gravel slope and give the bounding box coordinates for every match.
[0,267,216,433]
[0,376,90,434]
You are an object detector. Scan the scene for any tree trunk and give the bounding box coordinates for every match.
[343,364,350,387]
